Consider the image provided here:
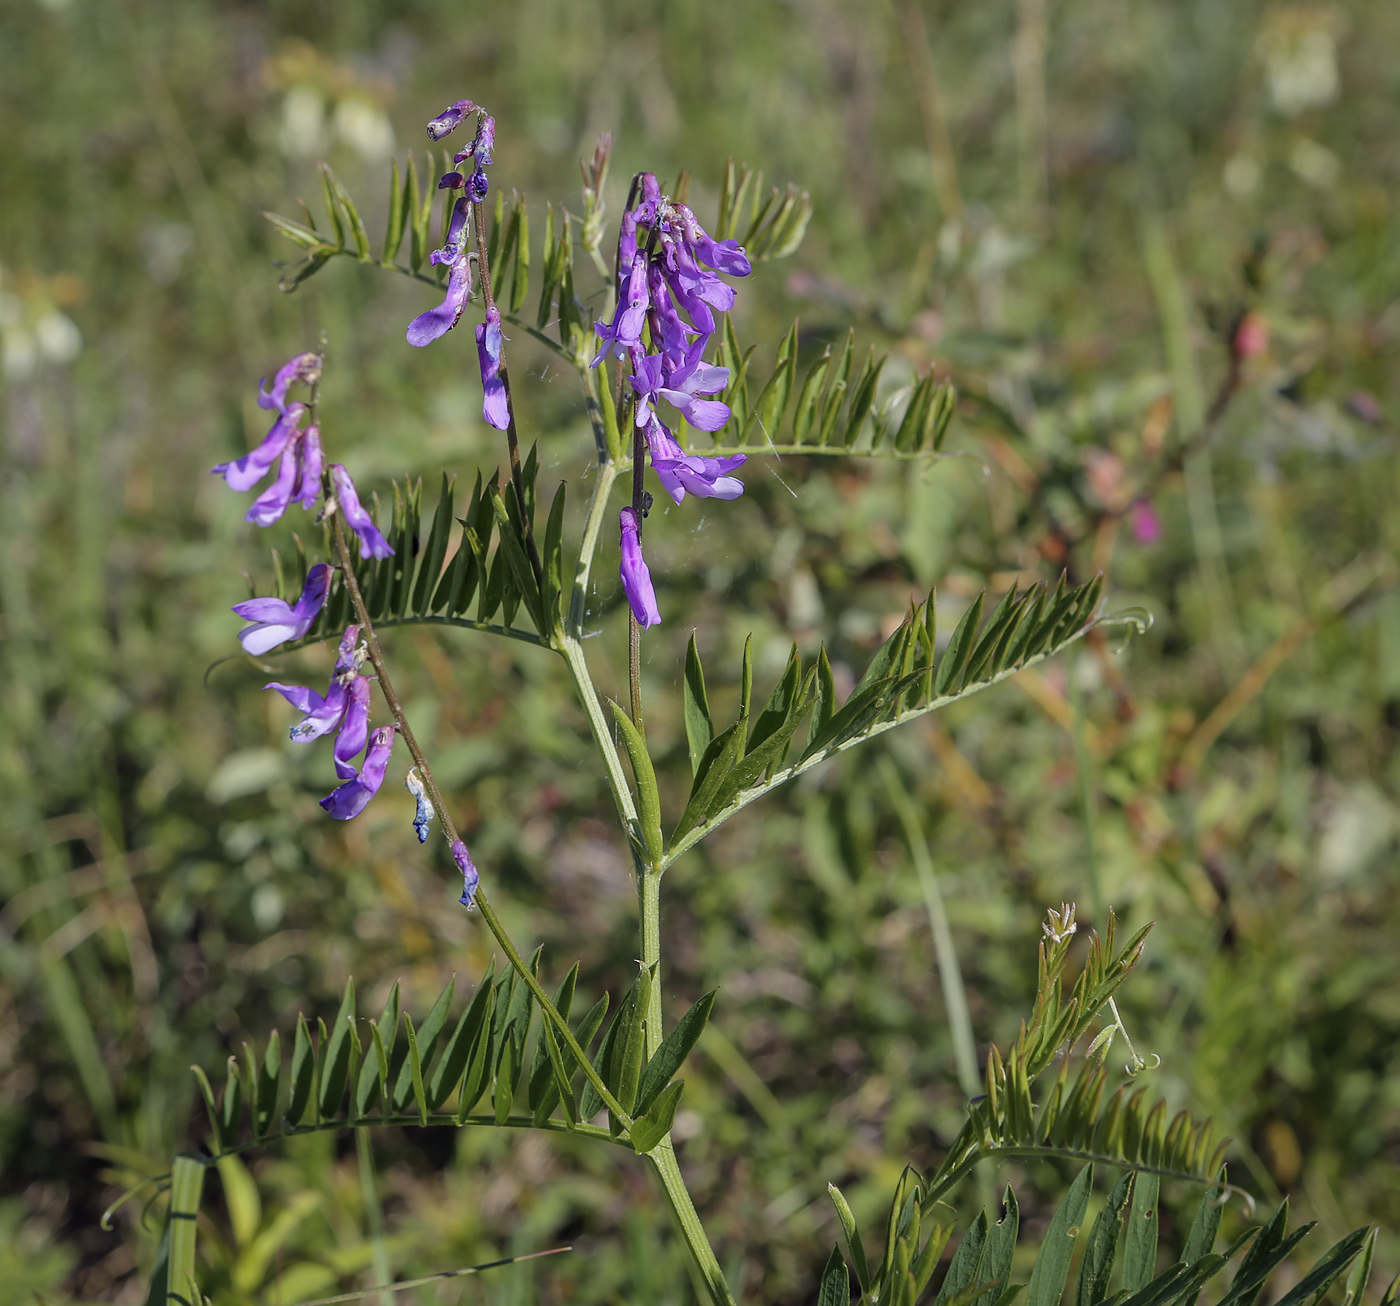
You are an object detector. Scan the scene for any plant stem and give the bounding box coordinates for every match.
[1069,650,1105,924]
[328,510,629,1127]
[649,1143,738,1306]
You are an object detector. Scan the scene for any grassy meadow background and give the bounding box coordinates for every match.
[2,0,1398,1300]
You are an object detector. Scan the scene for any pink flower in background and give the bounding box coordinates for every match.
[1129,499,1162,544]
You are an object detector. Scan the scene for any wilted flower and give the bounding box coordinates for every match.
[232,563,332,655]
[321,725,396,820]
[329,464,394,559]
[452,839,479,909]
[619,507,661,628]
[265,625,365,745]
[405,768,433,843]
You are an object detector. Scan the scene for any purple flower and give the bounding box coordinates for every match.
[295,424,324,509]
[619,507,661,628]
[452,839,479,909]
[438,171,465,191]
[644,416,747,504]
[406,257,473,348]
[232,564,332,656]
[631,341,731,432]
[592,253,651,364]
[476,307,509,430]
[330,464,395,560]
[332,676,372,780]
[244,439,301,527]
[427,99,476,141]
[212,402,306,494]
[321,725,396,820]
[266,626,363,742]
[472,115,496,166]
[428,198,470,269]
[257,352,321,415]
[467,168,490,202]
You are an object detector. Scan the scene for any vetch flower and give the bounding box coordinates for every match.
[426,99,476,141]
[321,725,396,820]
[212,402,306,493]
[330,464,394,559]
[265,625,365,744]
[406,256,474,347]
[257,352,321,414]
[331,676,372,780]
[631,341,731,433]
[645,416,746,504]
[428,198,470,268]
[452,839,479,909]
[295,424,324,509]
[244,439,302,527]
[405,768,433,843]
[476,307,508,430]
[232,563,332,656]
[619,506,661,628]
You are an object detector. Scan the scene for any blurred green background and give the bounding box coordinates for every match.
[2,0,1398,1301]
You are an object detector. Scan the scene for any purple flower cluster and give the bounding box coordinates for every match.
[213,352,394,563]
[265,624,398,820]
[213,352,324,525]
[407,98,510,433]
[593,174,753,627]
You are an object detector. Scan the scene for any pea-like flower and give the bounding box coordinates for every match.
[476,307,509,430]
[619,507,661,628]
[321,725,396,820]
[232,564,332,656]
[329,464,394,560]
[405,768,434,843]
[645,417,746,504]
[426,99,476,142]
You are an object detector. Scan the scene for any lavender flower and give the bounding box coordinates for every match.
[426,99,476,141]
[452,839,479,909]
[295,424,324,509]
[257,352,321,414]
[645,417,746,504]
[331,676,372,780]
[266,626,364,744]
[406,257,474,348]
[212,402,306,494]
[619,507,661,628]
[244,439,302,527]
[631,341,732,433]
[232,563,332,656]
[330,464,394,560]
[321,726,396,820]
[428,198,470,268]
[476,307,509,430]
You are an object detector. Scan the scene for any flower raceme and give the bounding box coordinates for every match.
[406,95,509,432]
[213,352,324,527]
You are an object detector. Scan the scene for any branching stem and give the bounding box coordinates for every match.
[328,510,629,1128]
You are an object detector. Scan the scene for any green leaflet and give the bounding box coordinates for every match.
[317,978,357,1121]
[1025,1164,1093,1306]
[629,1079,684,1154]
[634,989,716,1118]
[609,702,664,862]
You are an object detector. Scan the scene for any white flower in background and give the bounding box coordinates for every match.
[1258,8,1342,117]
[1290,137,1341,189]
[333,96,394,163]
[34,310,81,365]
[278,85,327,158]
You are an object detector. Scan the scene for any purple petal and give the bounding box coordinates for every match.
[238,621,302,656]
[290,564,334,621]
[407,256,473,347]
[679,398,732,432]
[438,172,465,190]
[333,624,362,677]
[428,198,470,267]
[295,424,324,509]
[426,99,475,141]
[333,676,372,780]
[453,839,479,909]
[232,596,297,623]
[321,726,396,820]
[257,353,321,414]
[476,307,509,430]
[619,507,661,629]
[244,440,300,527]
[213,404,305,493]
[330,464,395,560]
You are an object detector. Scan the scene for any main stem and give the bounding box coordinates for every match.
[328,510,628,1126]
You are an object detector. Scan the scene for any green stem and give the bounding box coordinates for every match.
[649,1143,738,1306]
[1069,651,1104,924]
[328,510,630,1127]
[355,1128,394,1306]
